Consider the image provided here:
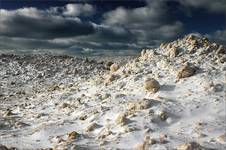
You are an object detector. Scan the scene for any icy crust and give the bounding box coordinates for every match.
[0,34,226,150]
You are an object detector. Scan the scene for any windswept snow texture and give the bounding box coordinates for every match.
[0,35,225,150]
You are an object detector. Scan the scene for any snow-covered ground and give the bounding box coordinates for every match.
[0,34,225,150]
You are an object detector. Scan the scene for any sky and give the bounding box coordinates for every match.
[0,0,225,56]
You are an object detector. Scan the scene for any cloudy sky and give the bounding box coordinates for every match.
[0,0,225,56]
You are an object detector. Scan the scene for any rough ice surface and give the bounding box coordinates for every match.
[0,34,225,150]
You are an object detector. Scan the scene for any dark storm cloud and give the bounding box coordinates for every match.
[103,0,184,46]
[103,0,225,46]
[0,8,95,39]
[0,36,73,50]
[87,24,136,42]
[205,29,226,45]
[0,5,137,53]
[176,0,226,13]
[0,0,225,55]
